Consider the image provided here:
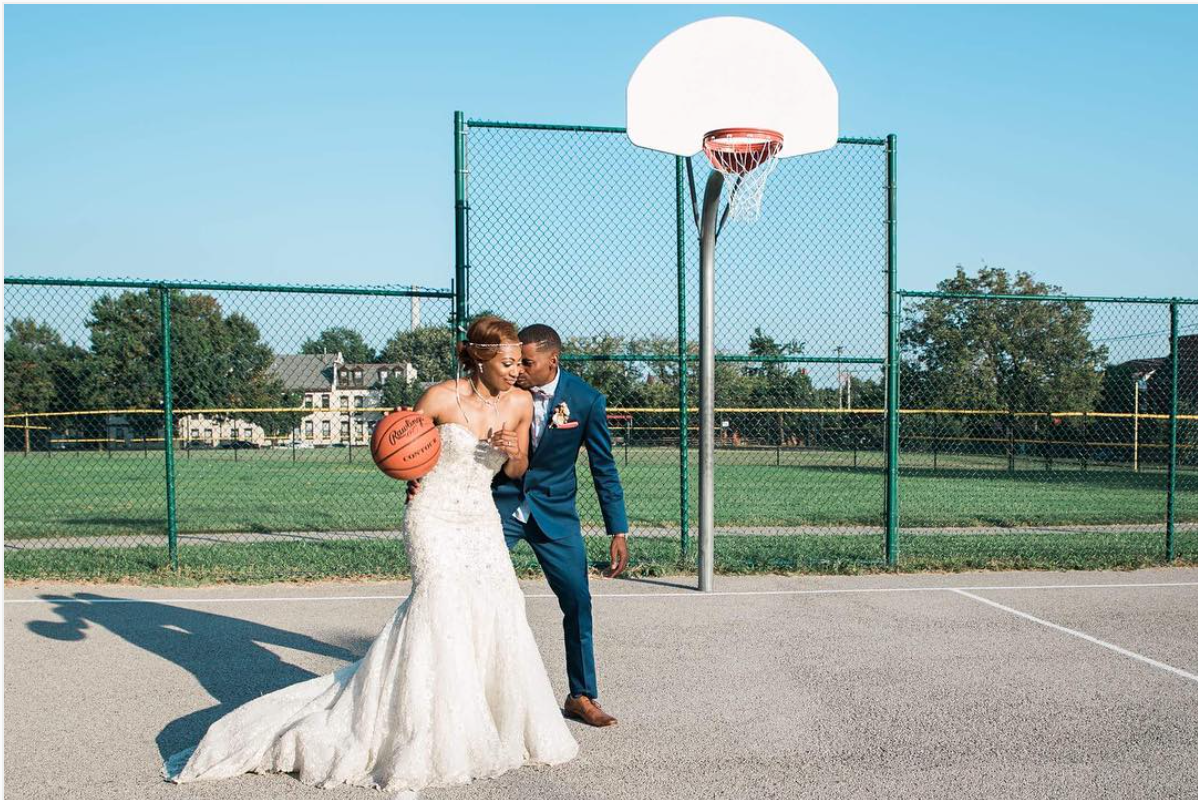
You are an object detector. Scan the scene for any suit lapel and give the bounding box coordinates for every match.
[531,370,570,463]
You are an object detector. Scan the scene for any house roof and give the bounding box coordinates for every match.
[338,362,411,389]
[269,354,339,391]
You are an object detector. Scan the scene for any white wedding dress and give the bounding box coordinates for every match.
[162,423,579,792]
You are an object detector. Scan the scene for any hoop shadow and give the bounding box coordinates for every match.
[27,593,361,762]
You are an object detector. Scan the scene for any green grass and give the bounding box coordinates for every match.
[5,531,1195,585]
[5,447,1196,582]
[5,448,1194,539]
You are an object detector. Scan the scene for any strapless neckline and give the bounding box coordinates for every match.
[437,421,500,451]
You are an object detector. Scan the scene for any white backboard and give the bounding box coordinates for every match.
[627,17,838,159]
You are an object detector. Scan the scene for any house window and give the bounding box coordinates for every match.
[341,420,350,437]
[355,396,364,409]
[205,429,214,440]
[340,397,349,409]
[379,369,389,383]
[353,368,364,386]
[322,394,330,409]
[305,420,314,439]
[191,429,200,439]
[322,420,331,438]
[243,428,252,439]
[304,394,313,409]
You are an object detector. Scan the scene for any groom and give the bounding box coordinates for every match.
[491,323,629,728]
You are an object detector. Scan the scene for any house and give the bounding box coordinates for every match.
[124,352,418,449]
[268,353,416,446]
[1109,333,1198,412]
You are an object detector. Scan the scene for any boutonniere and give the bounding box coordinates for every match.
[551,401,578,429]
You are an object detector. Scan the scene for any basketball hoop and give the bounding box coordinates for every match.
[702,128,783,222]
[627,16,838,593]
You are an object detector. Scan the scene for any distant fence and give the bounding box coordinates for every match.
[4,277,454,569]
[898,291,1197,566]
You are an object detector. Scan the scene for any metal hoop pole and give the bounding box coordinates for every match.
[698,169,724,592]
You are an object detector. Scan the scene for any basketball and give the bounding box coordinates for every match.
[371,410,441,481]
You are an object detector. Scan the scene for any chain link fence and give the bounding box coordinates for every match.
[899,290,1197,568]
[5,116,1194,579]
[5,278,454,577]
[462,119,891,572]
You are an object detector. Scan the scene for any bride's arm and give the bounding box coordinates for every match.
[412,380,456,423]
[405,383,453,503]
[495,392,533,479]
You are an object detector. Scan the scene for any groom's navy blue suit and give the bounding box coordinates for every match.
[492,369,628,700]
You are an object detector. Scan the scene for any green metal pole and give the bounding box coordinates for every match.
[160,286,179,570]
[4,275,452,299]
[454,111,470,343]
[1167,302,1179,561]
[884,134,900,567]
[675,156,690,561]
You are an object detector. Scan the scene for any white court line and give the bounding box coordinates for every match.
[4,580,1197,605]
[952,589,1198,685]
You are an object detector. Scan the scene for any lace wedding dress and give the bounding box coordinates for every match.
[162,423,579,792]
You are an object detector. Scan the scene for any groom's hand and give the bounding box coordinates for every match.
[405,479,421,504]
[606,534,629,579]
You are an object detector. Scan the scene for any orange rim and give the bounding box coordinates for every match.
[702,128,783,174]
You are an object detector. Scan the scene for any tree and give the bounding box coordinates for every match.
[379,326,457,388]
[4,319,98,446]
[732,328,815,444]
[378,372,419,410]
[4,319,62,416]
[901,266,1106,414]
[901,266,1107,465]
[562,334,645,406]
[374,311,506,409]
[87,290,288,436]
[244,386,306,439]
[300,327,375,363]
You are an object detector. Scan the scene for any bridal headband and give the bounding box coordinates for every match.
[463,340,554,348]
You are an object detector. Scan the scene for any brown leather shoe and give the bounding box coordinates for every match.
[564,694,617,727]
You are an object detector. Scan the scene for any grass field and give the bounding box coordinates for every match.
[5,447,1195,539]
[5,447,1196,581]
[4,530,1197,585]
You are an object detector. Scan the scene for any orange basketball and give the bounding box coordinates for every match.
[371,410,441,481]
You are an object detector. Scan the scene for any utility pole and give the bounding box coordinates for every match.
[835,345,844,411]
[1134,369,1156,473]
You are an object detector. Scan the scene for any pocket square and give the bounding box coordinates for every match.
[554,420,580,430]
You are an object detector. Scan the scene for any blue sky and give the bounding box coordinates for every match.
[6,4,1197,307]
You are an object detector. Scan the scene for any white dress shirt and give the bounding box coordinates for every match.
[513,370,560,523]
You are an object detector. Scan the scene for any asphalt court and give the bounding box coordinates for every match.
[5,568,1197,800]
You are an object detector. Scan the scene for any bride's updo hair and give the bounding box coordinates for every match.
[457,316,520,375]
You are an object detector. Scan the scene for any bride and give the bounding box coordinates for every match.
[162,316,579,792]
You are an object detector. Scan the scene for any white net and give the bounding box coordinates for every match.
[718,154,779,222]
[703,132,782,222]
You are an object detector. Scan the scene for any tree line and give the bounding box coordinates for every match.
[7,268,1186,452]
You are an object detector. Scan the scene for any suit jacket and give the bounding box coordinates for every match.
[492,370,628,540]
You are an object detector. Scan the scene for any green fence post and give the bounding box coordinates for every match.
[454,111,470,343]
[676,155,690,561]
[160,285,179,570]
[884,134,900,566]
[1167,301,1179,562]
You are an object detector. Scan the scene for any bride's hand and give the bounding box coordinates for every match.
[489,425,519,458]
